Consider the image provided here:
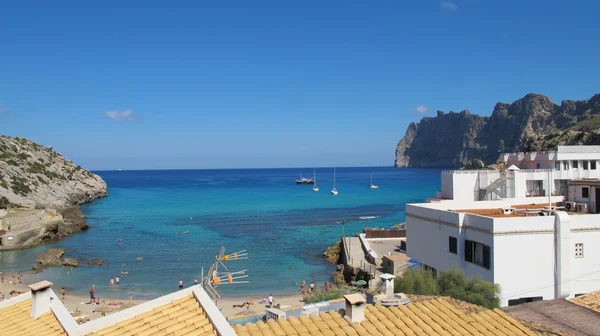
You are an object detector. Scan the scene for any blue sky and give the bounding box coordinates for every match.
[1,0,599,170]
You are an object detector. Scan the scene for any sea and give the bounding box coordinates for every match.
[0,167,442,300]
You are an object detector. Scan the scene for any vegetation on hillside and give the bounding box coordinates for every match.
[394,268,500,309]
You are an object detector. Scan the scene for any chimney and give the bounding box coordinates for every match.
[29,280,53,319]
[344,294,366,323]
[379,273,395,298]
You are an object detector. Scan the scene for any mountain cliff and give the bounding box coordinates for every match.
[0,136,108,249]
[395,93,600,168]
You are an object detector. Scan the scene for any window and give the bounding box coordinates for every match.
[582,187,589,198]
[422,264,438,277]
[449,236,457,254]
[572,160,579,169]
[555,162,561,170]
[583,160,589,170]
[563,161,570,170]
[536,163,541,169]
[592,161,597,170]
[508,297,543,306]
[464,240,490,269]
[575,243,584,258]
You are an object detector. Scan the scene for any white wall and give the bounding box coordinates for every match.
[568,184,600,213]
[570,215,600,296]
[440,173,454,199]
[451,173,478,202]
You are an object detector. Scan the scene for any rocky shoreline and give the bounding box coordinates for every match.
[0,135,108,250]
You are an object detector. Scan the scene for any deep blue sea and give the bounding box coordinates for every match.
[0,167,441,300]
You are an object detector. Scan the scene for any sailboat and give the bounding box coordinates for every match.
[331,167,338,195]
[313,168,319,192]
[368,173,379,189]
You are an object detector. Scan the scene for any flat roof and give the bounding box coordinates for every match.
[383,253,411,262]
[454,203,589,218]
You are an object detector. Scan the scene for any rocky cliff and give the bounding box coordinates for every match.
[0,136,108,249]
[395,93,600,168]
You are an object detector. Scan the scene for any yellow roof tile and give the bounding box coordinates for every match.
[87,295,219,336]
[0,299,65,336]
[569,290,600,313]
[233,297,543,336]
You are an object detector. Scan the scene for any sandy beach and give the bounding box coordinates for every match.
[0,273,305,321]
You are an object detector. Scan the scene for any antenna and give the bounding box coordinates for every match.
[201,246,249,304]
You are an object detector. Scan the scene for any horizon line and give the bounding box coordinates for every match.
[90,165,403,172]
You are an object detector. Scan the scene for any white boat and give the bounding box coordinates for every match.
[368,173,379,189]
[313,168,319,192]
[331,167,338,195]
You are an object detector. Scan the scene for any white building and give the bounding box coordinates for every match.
[408,146,600,307]
[437,145,600,213]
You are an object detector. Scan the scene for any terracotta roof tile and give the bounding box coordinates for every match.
[0,299,65,336]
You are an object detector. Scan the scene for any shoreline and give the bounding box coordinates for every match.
[0,274,305,320]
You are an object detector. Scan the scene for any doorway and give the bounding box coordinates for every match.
[596,188,600,214]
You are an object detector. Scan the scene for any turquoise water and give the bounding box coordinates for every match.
[0,167,441,300]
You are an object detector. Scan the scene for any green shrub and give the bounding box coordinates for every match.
[395,268,500,309]
[0,153,14,160]
[10,176,31,196]
[0,179,7,189]
[303,288,349,304]
[394,269,437,295]
[0,196,10,209]
[6,159,18,166]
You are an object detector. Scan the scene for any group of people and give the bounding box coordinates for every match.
[178,278,199,289]
[300,280,334,297]
[0,271,22,284]
[109,276,121,286]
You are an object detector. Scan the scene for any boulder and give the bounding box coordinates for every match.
[87,259,107,266]
[323,241,341,264]
[36,248,68,267]
[62,258,80,267]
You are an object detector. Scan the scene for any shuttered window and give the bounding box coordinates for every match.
[449,236,457,254]
[464,240,490,269]
[465,240,473,262]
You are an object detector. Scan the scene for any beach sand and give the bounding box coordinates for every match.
[0,274,305,321]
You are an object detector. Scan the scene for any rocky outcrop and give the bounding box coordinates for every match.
[323,241,342,264]
[0,136,107,250]
[0,136,107,208]
[87,259,107,266]
[62,258,80,267]
[35,248,69,267]
[395,93,600,168]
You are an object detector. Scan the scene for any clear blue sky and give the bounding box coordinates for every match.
[1,1,599,170]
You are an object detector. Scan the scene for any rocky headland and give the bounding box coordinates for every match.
[395,93,600,168]
[0,136,108,250]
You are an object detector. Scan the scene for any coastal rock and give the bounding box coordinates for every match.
[0,136,107,250]
[87,259,107,266]
[62,258,80,267]
[323,241,341,264]
[395,93,600,168]
[0,136,108,208]
[36,248,68,267]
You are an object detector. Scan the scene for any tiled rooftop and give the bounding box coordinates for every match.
[0,299,66,336]
[233,298,537,336]
[87,294,217,336]
[569,290,600,314]
[455,203,569,218]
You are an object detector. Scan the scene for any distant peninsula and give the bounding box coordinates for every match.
[395,93,600,168]
[0,136,108,249]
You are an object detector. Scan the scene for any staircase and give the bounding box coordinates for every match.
[478,172,507,200]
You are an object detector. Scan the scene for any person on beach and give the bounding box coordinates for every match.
[17,272,22,284]
[61,288,66,301]
[268,294,273,306]
[194,278,198,285]
[110,277,114,286]
[301,288,306,298]
[116,276,120,285]
[179,279,183,289]
[1,272,4,283]
[89,285,95,302]
[300,280,305,290]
